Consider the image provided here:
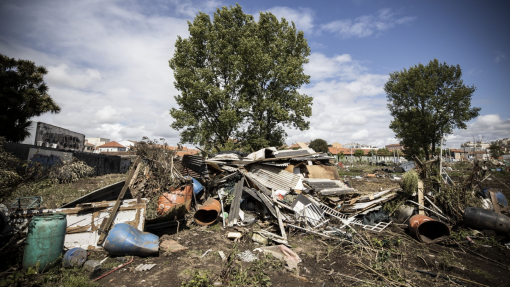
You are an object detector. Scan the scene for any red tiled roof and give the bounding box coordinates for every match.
[450,149,467,153]
[98,141,126,148]
[328,147,373,155]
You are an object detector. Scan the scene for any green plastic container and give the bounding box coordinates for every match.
[23,213,67,272]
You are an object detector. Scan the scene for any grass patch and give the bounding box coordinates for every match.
[0,267,97,287]
[7,174,125,208]
[181,270,212,287]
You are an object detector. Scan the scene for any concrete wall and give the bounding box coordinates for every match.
[35,122,85,151]
[3,142,126,176]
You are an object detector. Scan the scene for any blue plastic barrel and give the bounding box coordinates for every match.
[63,247,87,268]
[185,176,204,195]
[103,223,159,257]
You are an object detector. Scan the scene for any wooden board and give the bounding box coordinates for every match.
[418,180,424,215]
[490,191,501,214]
[306,165,340,180]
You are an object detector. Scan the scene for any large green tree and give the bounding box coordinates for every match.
[169,4,312,151]
[0,54,61,142]
[353,149,364,162]
[488,142,503,159]
[308,138,328,153]
[384,59,480,160]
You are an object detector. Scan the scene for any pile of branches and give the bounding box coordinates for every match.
[48,158,94,184]
[414,157,484,221]
[130,138,190,219]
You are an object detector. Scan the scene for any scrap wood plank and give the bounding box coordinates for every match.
[418,180,424,215]
[227,177,245,226]
[275,206,287,240]
[97,157,142,245]
[255,190,278,218]
[490,191,501,214]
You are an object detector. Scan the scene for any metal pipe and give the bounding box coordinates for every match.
[406,200,450,222]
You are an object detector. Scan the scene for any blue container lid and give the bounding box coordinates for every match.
[63,247,87,268]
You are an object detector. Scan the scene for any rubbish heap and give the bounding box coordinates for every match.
[2,139,510,279]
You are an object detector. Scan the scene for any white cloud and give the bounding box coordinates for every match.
[286,53,394,147]
[494,51,506,63]
[46,64,101,89]
[321,8,416,38]
[0,0,204,145]
[265,7,315,34]
[443,114,510,148]
[352,129,369,140]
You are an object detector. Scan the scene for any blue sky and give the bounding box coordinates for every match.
[1,0,509,148]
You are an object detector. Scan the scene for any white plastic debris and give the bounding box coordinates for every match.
[237,250,258,262]
[134,264,156,271]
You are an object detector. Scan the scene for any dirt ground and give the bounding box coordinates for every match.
[87,217,510,287]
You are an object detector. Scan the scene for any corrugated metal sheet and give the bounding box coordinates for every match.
[247,164,301,191]
[305,179,350,190]
[182,155,208,177]
[291,155,333,161]
[273,149,315,158]
[262,162,290,167]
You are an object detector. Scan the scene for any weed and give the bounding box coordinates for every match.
[181,270,212,287]
[377,250,392,263]
[0,267,98,287]
[101,260,121,270]
[208,223,221,231]
[450,228,471,241]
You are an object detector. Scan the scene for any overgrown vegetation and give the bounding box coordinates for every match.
[48,159,94,184]
[0,266,97,287]
[0,137,23,201]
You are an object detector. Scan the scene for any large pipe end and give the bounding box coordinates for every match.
[194,198,221,226]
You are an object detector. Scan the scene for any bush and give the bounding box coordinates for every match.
[48,159,94,184]
[0,137,23,201]
[401,170,418,195]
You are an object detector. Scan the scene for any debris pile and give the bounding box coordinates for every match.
[2,140,510,284]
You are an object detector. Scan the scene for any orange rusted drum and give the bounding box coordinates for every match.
[157,185,193,215]
[194,198,221,226]
[409,214,450,243]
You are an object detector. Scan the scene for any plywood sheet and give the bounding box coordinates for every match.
[306,165,340,180]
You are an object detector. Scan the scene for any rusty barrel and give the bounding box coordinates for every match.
[194,198,221,226]
[157,185,193,215]
[409,214,450,243]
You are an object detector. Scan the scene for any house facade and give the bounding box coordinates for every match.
[97,141,127,152]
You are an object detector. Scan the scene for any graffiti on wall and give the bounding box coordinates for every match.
[27,148,73,170]
[35,122,85,151]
